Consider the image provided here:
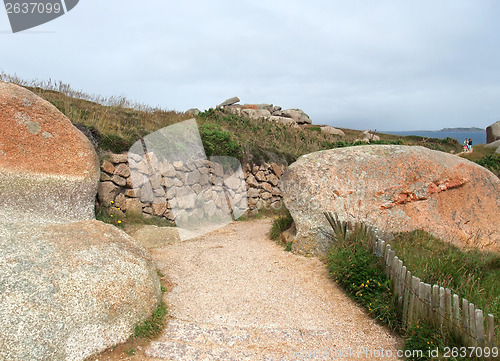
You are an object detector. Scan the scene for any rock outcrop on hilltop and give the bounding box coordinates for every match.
[486,120,500,144]
[0,82,161,361]
[281,145,500,257]
[216,96,318,127]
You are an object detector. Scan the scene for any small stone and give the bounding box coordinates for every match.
[100,172,112,182]
[98,181,120,204]
[271,164,283,178]
[255,171,266,182]
[151,203,167,217]
[101,160,115,174]
[108,153,129,164]
[111,174,127,187]
[125,188,140,198]
[125,198,143,214]
[114,163,130,178]
[246,174,259,188]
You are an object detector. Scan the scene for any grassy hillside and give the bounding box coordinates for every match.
[1,74,463,164]
[459,144,500,178]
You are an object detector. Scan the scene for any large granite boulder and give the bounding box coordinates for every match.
[281,145,500,257]
[0,221,161,361]
[241,108,271,120]
[484,139,500,153]
[320,126,345,136]
[486,120,500,144]
[280,109,312,124]
[0,81,99,224]
[0,82,162,360]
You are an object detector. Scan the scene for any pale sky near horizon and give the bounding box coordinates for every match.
[1,1,499,131]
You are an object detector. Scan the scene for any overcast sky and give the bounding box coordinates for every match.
[1,1,499,131]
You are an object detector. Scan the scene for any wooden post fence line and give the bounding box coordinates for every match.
[373,238,499,354]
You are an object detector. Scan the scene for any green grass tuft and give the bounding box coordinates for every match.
[390,230,500,323]
[133,301,168,340]
[269,210,294,240]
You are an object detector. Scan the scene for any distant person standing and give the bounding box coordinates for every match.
[464,138,469,152]
[468,138,473,152]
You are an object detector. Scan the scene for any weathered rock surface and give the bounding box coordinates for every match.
[185,108,200,116]
[131,225,181,248]
[485,139,500,155]
[486,120,500,144]
[269,115,297,126]
[217,97,240,108]
[281,145,500,257]
[320,126,345,136]
[0,83,162,361]
[0,220,161,361]
[241,108,271,120]
[0,81,99,224]
[485,140,500,149]
[280,109,312,124]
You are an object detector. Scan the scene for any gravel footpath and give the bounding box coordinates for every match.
[144,219,402,360]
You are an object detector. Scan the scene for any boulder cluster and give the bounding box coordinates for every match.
[0,82,161,361]
[218,96,313,126]
[188,96,347,136]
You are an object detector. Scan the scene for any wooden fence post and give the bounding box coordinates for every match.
[431,285,439,324]
[476,309,485,348]
[487,314,495,352]
[424,283,432,321]
[452,294,460,329]
[462,298,470,346]
[445,289,452,330]
[469,303,477,347]
[402,270,412,326]
[408,276,420,326]
[418,282,426,322]
[439,287,446,327]
[399,265,406,306]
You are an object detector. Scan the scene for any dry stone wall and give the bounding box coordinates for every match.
[97,152,286,219]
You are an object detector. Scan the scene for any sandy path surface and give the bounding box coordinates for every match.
[94,219,401,360]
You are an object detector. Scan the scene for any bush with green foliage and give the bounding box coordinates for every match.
[475,154,500,177]
[198,123,242,159]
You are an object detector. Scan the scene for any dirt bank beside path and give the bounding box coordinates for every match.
[91,219,401,361]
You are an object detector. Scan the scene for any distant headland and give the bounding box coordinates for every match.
[440,127,485,132]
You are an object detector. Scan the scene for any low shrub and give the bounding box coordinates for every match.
[198,123,242,159]
[475,154,500,177]
[269,210,294,240]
